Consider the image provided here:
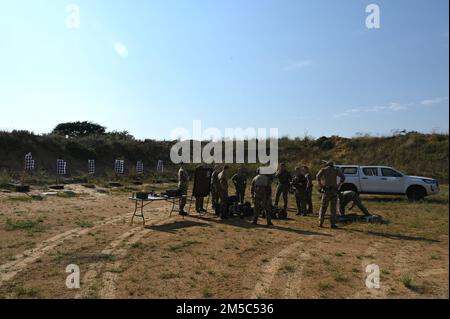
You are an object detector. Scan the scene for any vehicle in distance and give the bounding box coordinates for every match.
[335,165,440,201]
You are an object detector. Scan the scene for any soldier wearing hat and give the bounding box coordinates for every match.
[251,167,273,226]
[211,164,221,214]
[316,161,345,228]
[178,162,189,216]
[217,165,230,219]
[231,167,247,204]
[303,166,314,214]
[274,163,292,212]
[291,167,307,216]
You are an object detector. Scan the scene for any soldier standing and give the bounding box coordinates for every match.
[231,167,247,204]
[303,166,314,215]
[316,161,345,228]
[338,190,371,217]
[251,168,273,226]
[274,163,292,212]
[178,162,189,216]
[194,165,207,213]
[211,165,221,214]
[217,165,230,219]
[291,167,307,216]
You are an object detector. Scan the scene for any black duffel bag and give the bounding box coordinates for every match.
[163,189,182,197]
[272,207,287,220]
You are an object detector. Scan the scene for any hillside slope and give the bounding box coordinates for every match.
[0,131,448,182]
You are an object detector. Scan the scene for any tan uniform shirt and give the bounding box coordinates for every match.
[251,175,272,198]
[178,168,189,189]
[218,171,228,195]
[316,166,345,188]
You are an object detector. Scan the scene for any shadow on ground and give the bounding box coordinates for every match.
[362,197,448,205]
[342,228,440,243]
[188,214,332,237]
[145,220,211,233]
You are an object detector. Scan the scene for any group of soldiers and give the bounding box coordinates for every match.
[177,160,372,228]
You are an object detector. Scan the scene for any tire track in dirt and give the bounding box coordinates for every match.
[0,212,134,286]
[97,213,224,299]
[250,241,303,299]
[74,226,144,299]
[98,228,150,299]
[75,211,170,299]
[282,251,311,298]
[352,242,389,298]
[99,214,216,299]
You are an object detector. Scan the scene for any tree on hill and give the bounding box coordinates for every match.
[52,121,106,138]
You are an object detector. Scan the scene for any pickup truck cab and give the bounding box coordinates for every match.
[335,165,440,201]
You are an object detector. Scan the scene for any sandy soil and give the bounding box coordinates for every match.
[0,183,448,299]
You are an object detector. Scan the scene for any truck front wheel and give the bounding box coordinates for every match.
[406,186,426,201]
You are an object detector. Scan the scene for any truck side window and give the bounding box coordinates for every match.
[363,168,378,176]
[342,167,357,175]
[381,168,403,177]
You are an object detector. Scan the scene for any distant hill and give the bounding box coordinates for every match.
[0,130,448,183]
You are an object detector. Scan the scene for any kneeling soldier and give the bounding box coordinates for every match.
[338,190,371,216]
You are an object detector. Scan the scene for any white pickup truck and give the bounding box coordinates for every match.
[335,165,440,201]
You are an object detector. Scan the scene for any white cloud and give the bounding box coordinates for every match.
[388,102,408,111]
[114,42,129,58]
[335,97,447,118]
[420,96,448,106]
[335,102,408,118]
[283,60,313,71]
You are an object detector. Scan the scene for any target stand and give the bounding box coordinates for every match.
[16,153,34,192]
[50,159,66,190]
[109,160,125,187]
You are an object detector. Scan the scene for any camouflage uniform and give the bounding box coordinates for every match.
[211,169,220,213]
[251,174,273,225]
[304,172,314,214]
[231,172,247,204]
[316,164,345,227]
[274,169,292,211]
[178,166,189,213]
[195,196,205,212]
[218,170,229,219]
[338,191,370,216]
[291,172,307,216]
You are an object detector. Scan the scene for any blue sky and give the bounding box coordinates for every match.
[0,0,448,140]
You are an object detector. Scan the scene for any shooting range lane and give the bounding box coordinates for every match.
[75,210,172,299]
[0,211,134,286]
[0,186,177,290]
[250,241,305,298]
[0,182,447,298]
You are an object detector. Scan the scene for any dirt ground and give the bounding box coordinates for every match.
[0,183,448,299]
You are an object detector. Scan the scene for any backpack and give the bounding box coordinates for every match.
[271,207,287,220]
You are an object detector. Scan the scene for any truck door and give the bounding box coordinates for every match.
[359,167,383,192]
[379,167,405,194]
